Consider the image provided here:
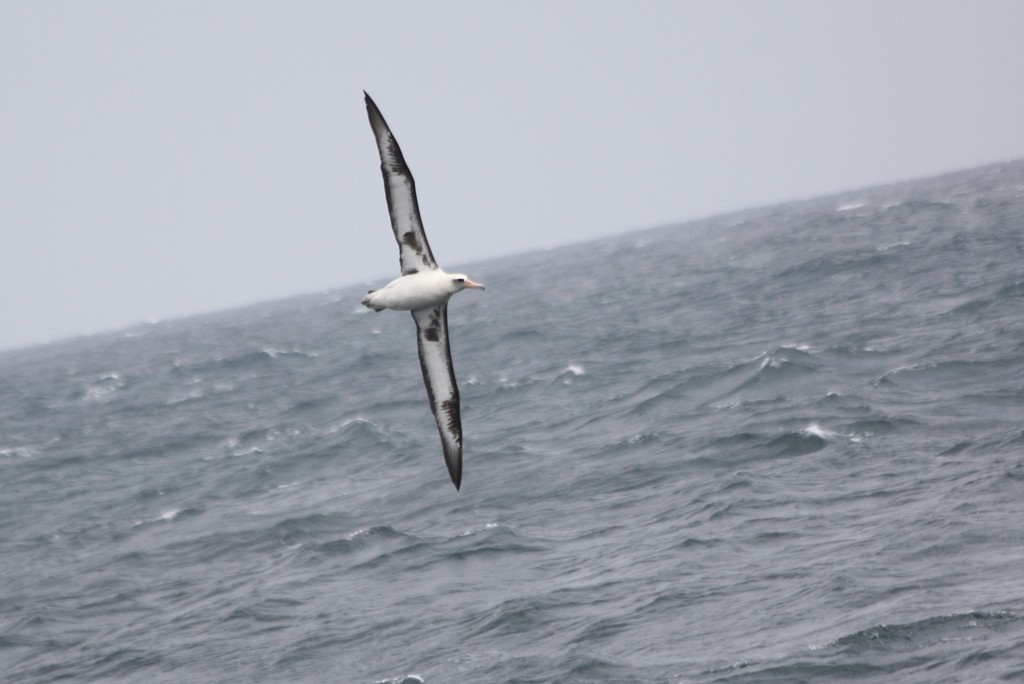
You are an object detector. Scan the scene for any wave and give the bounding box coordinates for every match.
[630,346,820,417]
[66,371,131,402]
[130,506,203,528]
[826,610,1024,653]
[937,429,1024,457]
[706,611,1024,682]
[771,247,908,284]
[170,347,315,377]
[694,427,829,462]
[0,444,41,459]
[876,357,1022,391]
[349,523,545,573]
[324,417,402,450]
[317,524,422,563]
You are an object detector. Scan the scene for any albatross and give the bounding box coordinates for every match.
[361,92,485,490]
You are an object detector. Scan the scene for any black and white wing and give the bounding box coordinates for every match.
[411,305,463,490]
[364,92,438,276]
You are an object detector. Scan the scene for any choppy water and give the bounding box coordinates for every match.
[3,161,1024,683]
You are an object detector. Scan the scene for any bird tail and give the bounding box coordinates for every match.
[361,290,385,312]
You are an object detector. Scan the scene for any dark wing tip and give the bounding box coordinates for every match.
[443,443,462,491]
[364,93,378,115]
[364,92,386,132]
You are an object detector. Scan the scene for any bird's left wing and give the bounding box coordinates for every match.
[365,92,438,276]
[411,305,463,490]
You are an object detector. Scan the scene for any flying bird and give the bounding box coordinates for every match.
[361,92,485,490]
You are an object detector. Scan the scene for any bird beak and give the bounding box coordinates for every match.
[464,279,485,291]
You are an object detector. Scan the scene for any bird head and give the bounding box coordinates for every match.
[450,274,485,292]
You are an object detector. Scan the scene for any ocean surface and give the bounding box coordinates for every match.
[3,161,1024,683]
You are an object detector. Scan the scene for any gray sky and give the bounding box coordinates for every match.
[3,1,1023,352]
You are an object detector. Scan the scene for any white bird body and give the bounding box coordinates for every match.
[362,269,483,312]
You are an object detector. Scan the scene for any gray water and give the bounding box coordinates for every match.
[2,161,1024,682]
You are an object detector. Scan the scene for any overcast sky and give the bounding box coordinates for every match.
[3,2,1023,351]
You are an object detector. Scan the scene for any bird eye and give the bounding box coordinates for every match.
[454,278,465,283]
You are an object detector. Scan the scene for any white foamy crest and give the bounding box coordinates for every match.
[802,423,836,440]
[802,423,863,444]
[85,372,126,400]
[373,676,424,684]
[0,445,38,459]
[132,508,184,528]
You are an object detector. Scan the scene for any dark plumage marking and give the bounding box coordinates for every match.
[441,399,462,443]
[402,231,420,250]
[422,308,442,342]
[385,138,404,165]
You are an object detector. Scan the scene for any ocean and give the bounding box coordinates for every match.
[2,161,1024,683]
